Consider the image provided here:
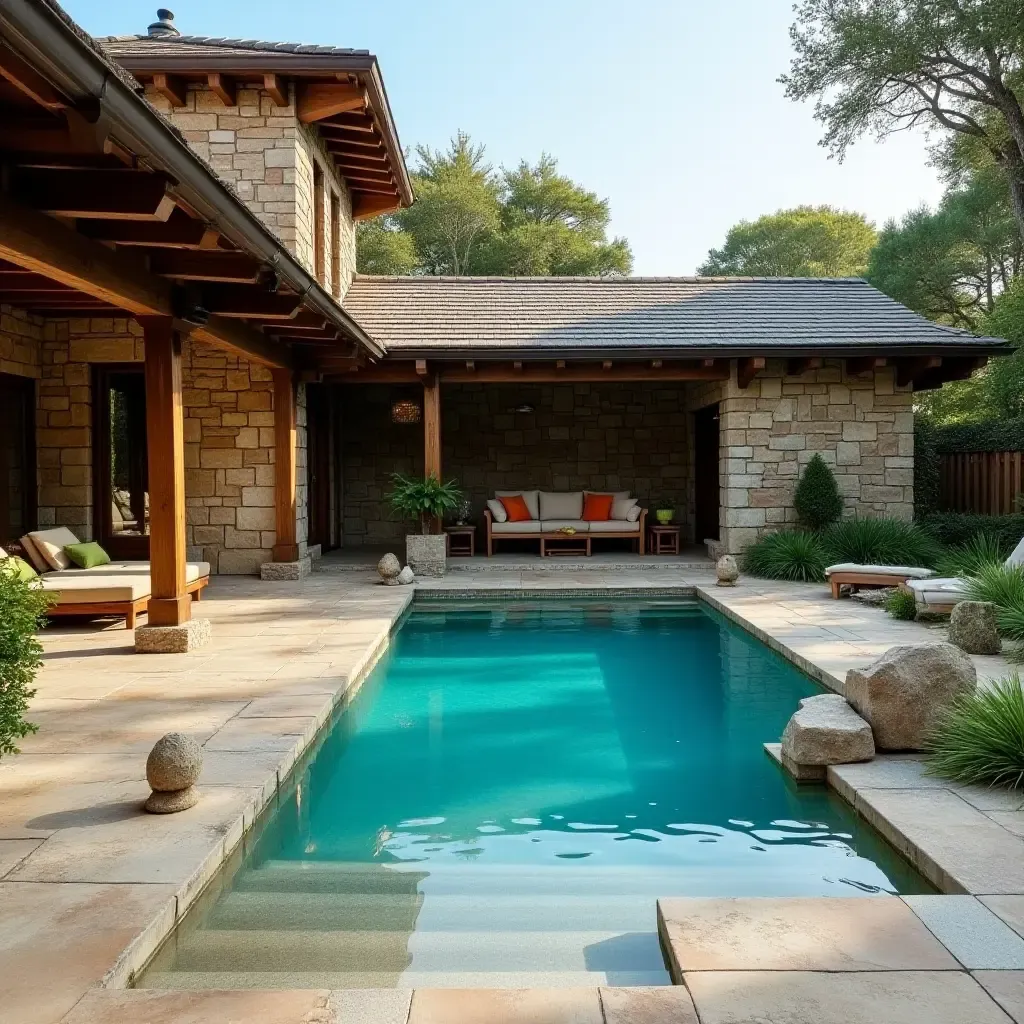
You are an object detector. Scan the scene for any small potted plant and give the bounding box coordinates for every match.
[387,473,462,577]
[655,502,675,525]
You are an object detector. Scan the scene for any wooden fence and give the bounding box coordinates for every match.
[939,450,1024,515]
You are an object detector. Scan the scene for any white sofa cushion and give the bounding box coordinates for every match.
[588,519,640,533]
[486,499,507,523]
[19,535,49,573]
[610,496,639,521]
[825,563,935,578]
[539,491,583,519]
[541,520,590,533]
[496,490,539,520]
[28,527,81,571]
[491,521,541,534]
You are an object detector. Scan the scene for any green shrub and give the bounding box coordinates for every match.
[919,512,1024,550]
[926,674,1024,789]
[884,588,918,620]
[0,562,49,758]
[793,454,843,530]
[936,532,1009,579]
[914,420,941,519]
[966,564,1024,643]
[742,530,827,582]
[387,474,463,534]
[821,517,942,569]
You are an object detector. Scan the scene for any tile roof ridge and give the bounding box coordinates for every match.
[96,33,370,55]
[350,274,872,285]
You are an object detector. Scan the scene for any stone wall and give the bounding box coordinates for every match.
[145,81,357,296]
[689,358,914,554]
[339,382,691,547]
[1,305,42,379]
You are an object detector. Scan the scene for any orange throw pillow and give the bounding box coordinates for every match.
[583,493,614,521]
[499,494,533,522]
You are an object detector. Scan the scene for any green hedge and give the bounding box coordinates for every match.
[914,421,942,519]
[928,418,1024,454]
[919,512,1024,549]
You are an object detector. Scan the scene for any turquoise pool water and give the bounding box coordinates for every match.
[141,599,930,990]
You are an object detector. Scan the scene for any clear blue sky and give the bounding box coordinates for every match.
[66,0,947,275]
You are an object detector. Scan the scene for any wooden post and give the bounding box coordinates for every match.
[272,368,299,562]
[423,373,441,479]
[141,317,190,627]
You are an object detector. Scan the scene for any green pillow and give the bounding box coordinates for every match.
[5,556,37,582]
[63,541,111,569]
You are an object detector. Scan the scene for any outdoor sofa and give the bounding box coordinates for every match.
[484,490,647,557]
[906,535,1024,613]
[9,527,209,629]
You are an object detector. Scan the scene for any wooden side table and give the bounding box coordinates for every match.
[648,524,681,555]
[444,525,476,557]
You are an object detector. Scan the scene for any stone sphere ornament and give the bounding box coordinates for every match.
[144,732,202,814]
[377,552,401,585]
[716,554,739,587]
[397,566,415,585]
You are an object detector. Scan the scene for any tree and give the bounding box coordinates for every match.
[355,136,632,277]
[782,0,1024,246]
[697,205,877,277]
[794,453,844,529]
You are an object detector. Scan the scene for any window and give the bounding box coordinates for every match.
[0,373,36,543]
[313,161,325,285]
[330,191,341,296]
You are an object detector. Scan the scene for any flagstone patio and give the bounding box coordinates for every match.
[3,567,1024,1023]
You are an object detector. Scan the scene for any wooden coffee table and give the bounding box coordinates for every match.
[540,533,591,557]
[444,525,476,557]
[648,524,681,555]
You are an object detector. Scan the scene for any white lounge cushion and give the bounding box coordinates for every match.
[588,519,641,533]
[906,576,966,595]
[825,563,935,578]
[20,534,54,573]
[496,490,539,520]
[28,528,81,571]
[1006,536,1024,567]
[486,499,507,523]
[541,520,590,533]
[50,560,210,583]
[539,491,584,520]
[38,574,151,604]
[491,521,542,535]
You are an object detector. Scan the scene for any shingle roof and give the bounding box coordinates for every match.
[342,276,1007,357]
[97,35,370,58]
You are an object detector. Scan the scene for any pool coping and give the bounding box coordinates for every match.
[102,577,1024,998]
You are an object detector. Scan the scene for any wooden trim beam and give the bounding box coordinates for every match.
[298,83,366,123]
[331,153,390,171]
[263,74,288,107]
[415,359,428,376]
[80,209,219,248]
[352,192,401,219]
[14,168,177,221]
[153,72,187,109]
[206,73,236,107]
[423,374,441,480]
[331,361,733,384]
[737,357,766,389]
[148,250,260,283]
[193,316,294,370]
[141,317,190,627]
[0,41,70,110]
[201,285,303,320]
[271,368,299,562]
[846,356,888,376]
[896,356,942,388]
[319,112,376,133]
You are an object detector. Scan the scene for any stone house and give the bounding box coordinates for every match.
[0,3,1009,609]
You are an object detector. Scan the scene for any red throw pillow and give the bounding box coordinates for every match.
[499,494,532,522]
[583,493,614,521]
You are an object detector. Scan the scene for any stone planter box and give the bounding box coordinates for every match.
[406,533,446,577]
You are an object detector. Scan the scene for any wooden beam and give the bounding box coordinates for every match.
[14,168,176,221]
[334,361,733,384]
[298,83,366,123]
[341,170,396,187]
[192,316,293,370]
[153,72,187,109]
[206,73,236,107]
[331,152,389,169]
[140,317,190,627]
[787,357,823,376]
[352,192,402,220]
[263,74,288,107]
[271,368,299,562]
[415,359,428,376]
[702,359,716,368]
[915,356,987,391]
[846,356,888,376]
[737,356,766,389]
[0,41,70,110]
[201,285,303,320]
[896,356,942,388]
[80,208,217,248]
[0,190,172,315]
[602,360,613,370]
[319,112,375,133]
[555,360,566,370]
[423,374,441,480]
[322,131,386,151]
[148,250,260,283]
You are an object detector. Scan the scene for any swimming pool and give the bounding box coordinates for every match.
[140,598,930,990]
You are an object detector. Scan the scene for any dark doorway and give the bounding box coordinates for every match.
[0,372,36,544]
[694,403,720,543]
[93,364,149,560]
[306,382,334,551]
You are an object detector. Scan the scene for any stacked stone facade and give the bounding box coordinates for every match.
[0,305,42,379]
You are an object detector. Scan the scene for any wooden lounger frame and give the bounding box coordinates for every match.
[45,576,209,629]
[828,570,919,599]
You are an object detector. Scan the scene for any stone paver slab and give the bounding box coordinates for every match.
[975,972,1024,1024]
[203,715,316,753]
[599,985,699,1023]
[329,988,413,1024]
[982,897,1024,941]
[0,839,42,877]
[904,895,1024,969]
[408,988,602,1024]
[0,881,176,1024]
[684,970,1012,1024]
[59,988,332,1023]
[658,896,958,973]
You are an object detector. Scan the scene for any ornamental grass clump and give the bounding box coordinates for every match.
[741,530,827,582]
[967,564,1024,644]
[926,675,1024,790]
[793,453,843,530]
[936,532,1008,579]
[884,588,917,621]
[821,517,941,569]
[0,561,50,758]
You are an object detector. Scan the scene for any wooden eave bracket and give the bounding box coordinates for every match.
[263,74,288,108]
[737,356,766,389]
[153,72,187,109]
[299,83,367,123]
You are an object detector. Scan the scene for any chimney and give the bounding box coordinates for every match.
[147,9,180,37]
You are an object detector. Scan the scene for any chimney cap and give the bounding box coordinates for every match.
[147,9,180,37]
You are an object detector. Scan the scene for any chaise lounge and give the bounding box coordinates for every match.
[906,535,1024,614]
[484,490,647,557]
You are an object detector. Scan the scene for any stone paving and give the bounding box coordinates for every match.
[3,566,1024,1022]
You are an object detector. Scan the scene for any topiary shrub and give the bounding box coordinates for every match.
[926,674,1024,789]
[0,561,49,758]
[884,588,918,620]
[741,529,827,582]
[793,453,843,530]
[821,517,942,569]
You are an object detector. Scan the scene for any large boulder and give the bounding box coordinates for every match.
[949,601,1001,656]
[781,694,875,768]
[845,643,976,751]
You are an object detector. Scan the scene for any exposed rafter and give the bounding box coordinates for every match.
[14,168,177,221]
[297,83,367,123]
[148,250,260,283]
[737,356,766,389]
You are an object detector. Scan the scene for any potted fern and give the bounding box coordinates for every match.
[387,473,463,577]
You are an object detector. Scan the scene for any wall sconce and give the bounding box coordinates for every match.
[515,404,535,414]
[391,399,421,424]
